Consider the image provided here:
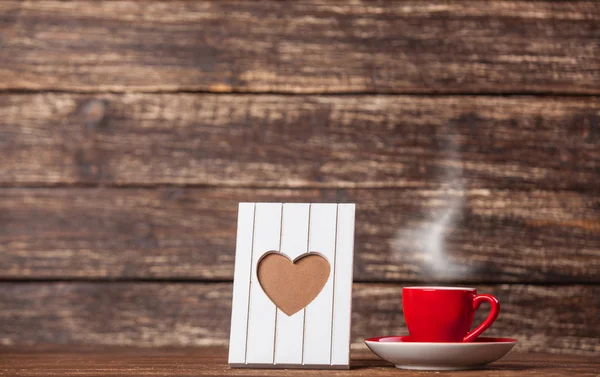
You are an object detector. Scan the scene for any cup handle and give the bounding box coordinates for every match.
[462,294,500,342]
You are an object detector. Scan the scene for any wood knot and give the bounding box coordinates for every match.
[133,222,153,238]
[82,99,107,129]
[132,222,158,249]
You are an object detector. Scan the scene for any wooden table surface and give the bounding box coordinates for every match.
[0,346,598,377]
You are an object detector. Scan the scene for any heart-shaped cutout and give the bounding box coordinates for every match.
[257,252,330,316]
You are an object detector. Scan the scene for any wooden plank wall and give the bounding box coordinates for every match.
[0,1,598,355]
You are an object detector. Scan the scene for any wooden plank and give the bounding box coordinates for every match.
[0,347,599,377]
[1,1,599,94]
[1,93,599,189]
[0,187,599,283]
[0,347,598,377]
[0,283,597,355]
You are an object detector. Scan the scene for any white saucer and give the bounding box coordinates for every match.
[365,336,517,371]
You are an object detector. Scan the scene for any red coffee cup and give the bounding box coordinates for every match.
[402,287,500,342]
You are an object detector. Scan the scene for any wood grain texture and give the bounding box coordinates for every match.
[1,188,598,283]
[1,93,599,189]
[0,348,599,377]
[0,283,597,355]
[1,1,599,94]
[1,347,599,377]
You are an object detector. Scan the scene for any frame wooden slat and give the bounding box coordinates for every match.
[273,203,310,366]
[245,203,281,364]
[227,203,255,364]
[331,204,355,366]
[303,204,337,365]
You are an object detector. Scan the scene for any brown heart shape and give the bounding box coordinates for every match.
[257,252,330,316]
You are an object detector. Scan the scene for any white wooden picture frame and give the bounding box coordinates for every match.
[228,203,356,369]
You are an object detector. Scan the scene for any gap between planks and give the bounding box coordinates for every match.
[0,183,598,193]
[1,88,600,96]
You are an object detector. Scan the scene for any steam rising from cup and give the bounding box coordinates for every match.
[391,124,474,280]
